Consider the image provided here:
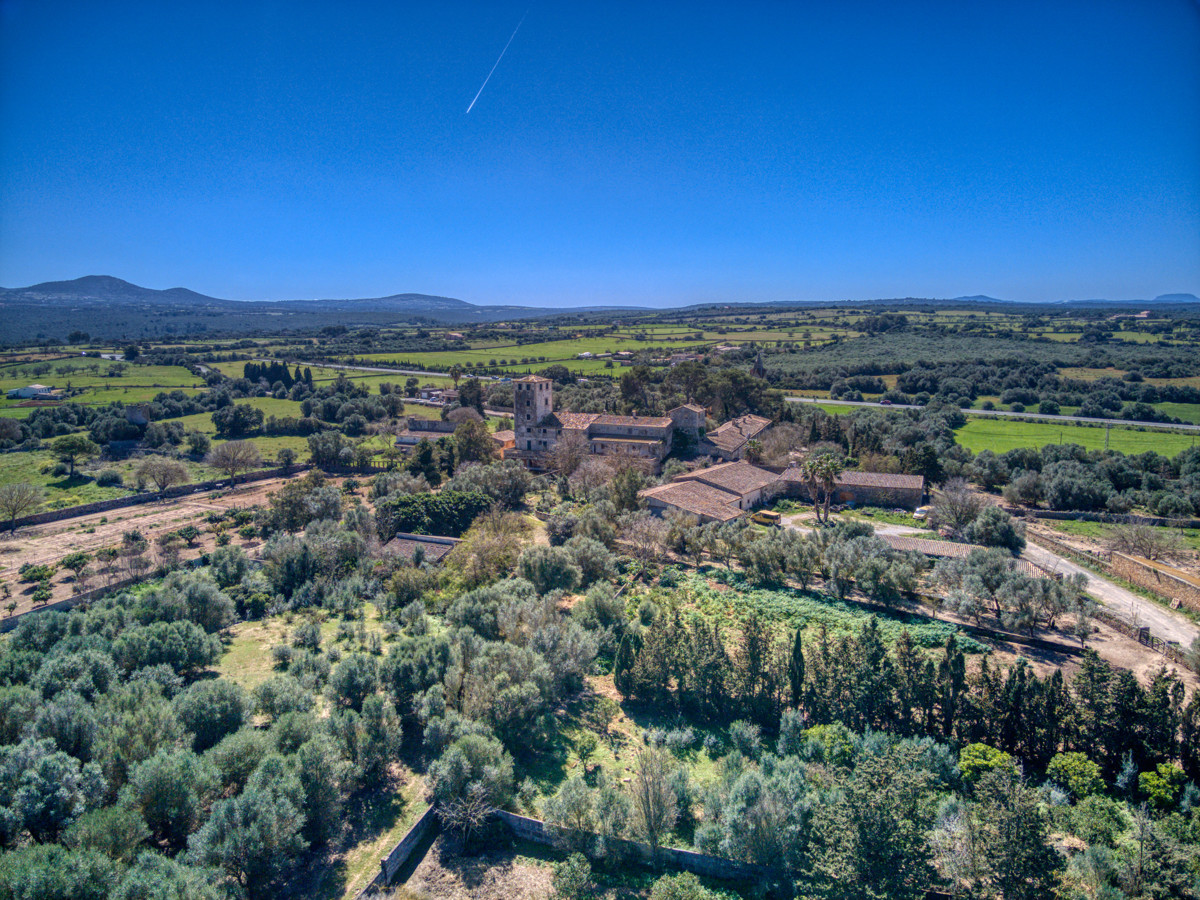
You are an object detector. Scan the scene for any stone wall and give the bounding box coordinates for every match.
[493,811,781,884]
[356,804,438,897]
[8,466,302,531]
[1110,552,1200,614]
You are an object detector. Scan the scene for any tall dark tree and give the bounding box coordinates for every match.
[787,629,805,711]
[974,768,1062,900]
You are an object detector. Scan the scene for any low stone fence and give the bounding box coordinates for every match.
[357,804,439,897]
[494,811,782,885]
[0,555,213,633]
[1025,530,1107,569]
[1110,552,1200,615]
[8,466,304,531]
[1004,507,1200,529]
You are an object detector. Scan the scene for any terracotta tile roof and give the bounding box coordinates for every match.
[515,375,552,383]
[639,481,743,522]
[778,469,925,492]
[705,414,771,453]
[677,461,779,496]
[670,403,707,414]
[882,535,983,558]
[882,535,1047,577]
[590,414,673,428]
[546,412,600,429]
[491,430,515,443]
[837,471,925,490]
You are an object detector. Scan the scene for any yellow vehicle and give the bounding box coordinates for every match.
[751,510,782,527]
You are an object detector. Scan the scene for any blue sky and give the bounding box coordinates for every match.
[1,0,1197,307]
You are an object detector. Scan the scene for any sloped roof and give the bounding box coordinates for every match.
[591,414,673,428]
[778,469,926,492]
[545,412,600,429]
[882,535,1046,577]
[881,535,982,557]
[677,460,779,496]
[836,471,925,490]
[515,375,552,384]
[639,481,743,522]
[705,414,771,453]
[491,430,515,443]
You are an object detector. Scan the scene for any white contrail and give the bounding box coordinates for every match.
[465,7,531,114]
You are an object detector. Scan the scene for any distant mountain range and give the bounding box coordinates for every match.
[0,275,513,315]
[0,276,612,341]
[0,275,1195,343]
[951,293,1200,305]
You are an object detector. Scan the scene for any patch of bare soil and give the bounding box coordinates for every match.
[0,474,332,617]
[398,835,553,900]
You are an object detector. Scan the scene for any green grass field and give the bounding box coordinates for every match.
[0,450,128,510]
[1153,402,1200,424]
[0,357,207,417]
[954,418,1198,456]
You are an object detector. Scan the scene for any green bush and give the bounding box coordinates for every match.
[959,743,1015,787]
[1046,752,1103,799]
[18,564,55,584]
[552,853,593,900]
[374,489,493,540]
[1139,763,1186,810]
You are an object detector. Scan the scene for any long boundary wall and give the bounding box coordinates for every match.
[493,811,782,884]
[7,465,307,531]
[1110,552,1200,614]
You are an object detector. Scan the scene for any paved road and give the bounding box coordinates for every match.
[785,396,1200,434]
[264,358,477,380]
[1021,542,1198,648]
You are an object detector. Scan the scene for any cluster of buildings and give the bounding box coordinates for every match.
[6,384,57,401]
[390,375,926,528]
[393,416,515,455]
[640,460,926,524]
[503,375,771,469]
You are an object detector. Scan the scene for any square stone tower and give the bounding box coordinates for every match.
[514,375,553,437]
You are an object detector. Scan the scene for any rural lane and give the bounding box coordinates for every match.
[786,516,1199,650]
[1021,542,1198,648]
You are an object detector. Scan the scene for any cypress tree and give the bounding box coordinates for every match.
[613,635,636,699]
[787,629,805,710]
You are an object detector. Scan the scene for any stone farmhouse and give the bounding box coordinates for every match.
[505,375,707,471]
[701,414,771,460]
[503,375,780,472]
[640,460,926,523]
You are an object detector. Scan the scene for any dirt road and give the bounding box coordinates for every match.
[1022,542,1198,649]
[782,512,1200,657]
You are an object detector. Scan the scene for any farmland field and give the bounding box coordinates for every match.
[954,417,1198,456]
